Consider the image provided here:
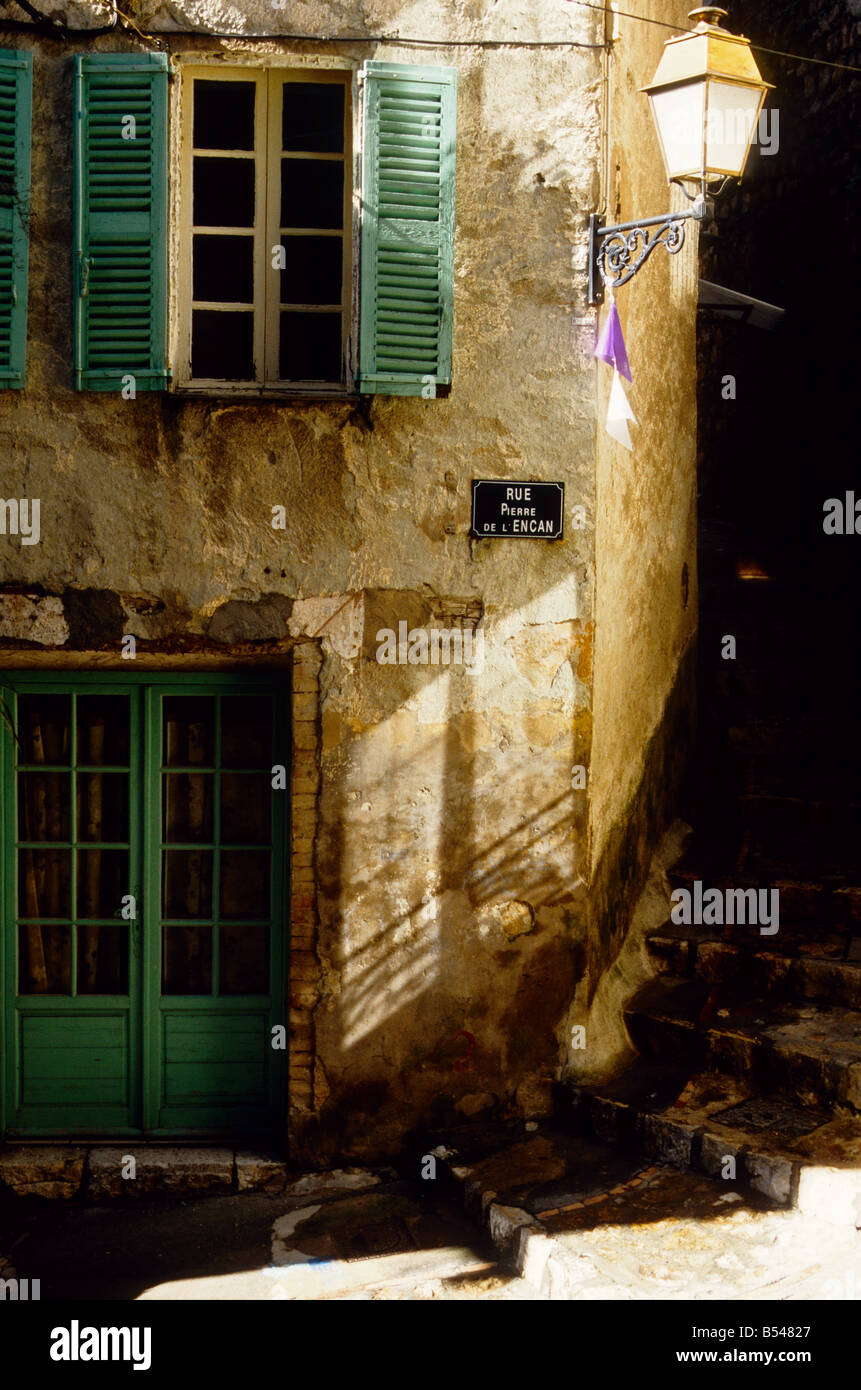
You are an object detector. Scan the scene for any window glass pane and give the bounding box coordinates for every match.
[76,773,129,843]
[163,850,213,919]
[220,850,270,920]
[77,849,129,919]
[18,772,69,842]
[280,311,341,382]
[221,773,271,844]
[192,309,254,380]
[76,696,130,766]
[221,696,273,768]
[163,697,215,767]
[280,236,342,305]
[19,848,70,918]
[77,923,128,995]
[193,156,255,228]
[220,925,269,994]
[163,924,212,994]
[282,82,344,153]
[19,924,70,994]
[163,773,214,843]
[281,158,343,229]
[193,234,254,304]
[193,79,255,151]
[17,694,70,765]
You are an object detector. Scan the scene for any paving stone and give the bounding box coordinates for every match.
[235,1153,289,1194]
[0,1146,86,1199]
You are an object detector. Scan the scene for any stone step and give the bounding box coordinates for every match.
[624,977,861,1113]
[667,866,861,933]
[432,1122,861,1297]
[736,796,861,871]
[648,929,861,1008]
[568,1062,861,1220]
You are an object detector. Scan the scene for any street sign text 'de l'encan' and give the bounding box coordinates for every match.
[471,481,564,539]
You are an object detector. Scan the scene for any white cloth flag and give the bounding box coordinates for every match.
[606,368,636,451]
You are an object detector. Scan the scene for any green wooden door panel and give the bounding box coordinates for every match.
[0,672,289,1139]
[359,61,457,396]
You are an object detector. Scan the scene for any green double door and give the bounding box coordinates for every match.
[0,673,288,1137]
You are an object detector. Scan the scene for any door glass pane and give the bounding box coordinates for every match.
[221,773,270,844]
[281,158,343,229]
[221,696,272,768]
[163,925,212,994]
[76,773,129,843]
[193,157,255,228]
[193,234,255,303]
[19,848,70,918]
[77,849,129,919]
[282,82,344,153]
[163,849,213,919]
[76,696,130,765]
[18,694,70,764]
[220,850,270,920]
[18,771,70,841]
[163,696,215,766]
[280,311,341,382]
[191,309,255,381]
[77,924,128,995]
[163,773,214,843]
[279,235,342,305]
[19,923,70,994]
[220,925,269,994]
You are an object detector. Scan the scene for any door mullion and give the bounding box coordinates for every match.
[141,686,161,1132]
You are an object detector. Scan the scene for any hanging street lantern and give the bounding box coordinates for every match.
[589,8,774,303]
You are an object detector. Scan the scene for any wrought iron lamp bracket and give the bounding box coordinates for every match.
[588,197,712,305]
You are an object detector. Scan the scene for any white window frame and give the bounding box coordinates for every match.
[172,60,359,398]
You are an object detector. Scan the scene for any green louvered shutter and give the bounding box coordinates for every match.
[0,50,31,389]
[359,62,456,397]
[74,52,169,392]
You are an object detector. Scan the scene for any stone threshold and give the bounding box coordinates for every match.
[0,1144,305,1201]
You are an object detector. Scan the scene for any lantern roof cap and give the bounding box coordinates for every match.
[643,8,774,94]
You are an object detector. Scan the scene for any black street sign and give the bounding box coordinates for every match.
[471,480,564,539]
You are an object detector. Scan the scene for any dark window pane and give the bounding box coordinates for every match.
[193,234,254,304]
[77,849,129,919]
[280,236,342,305]
[220,850,270,920]
[163,773,214,843]
[221,696,273,768]
[220,924,269,995]
[192,309,254,380]
[163,924,212,995]
[18,772,70,842]
[19,924,70,994]
[221,773,271,844]
[281,158,343,229]
[76,773,129,844]
[162,697,215,767]
[280,311,342,382]
[193,79,255,151]
[193,155,255,228]
[76,696,130,766]
[19,848,70,919]
[163,850,213,919]
[282,82,344,153]
[17,694,70,765]
[77,923,128,995]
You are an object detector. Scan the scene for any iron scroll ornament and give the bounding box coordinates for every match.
[598,217,687,290]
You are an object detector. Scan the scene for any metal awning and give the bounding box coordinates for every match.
[697,279,786,330]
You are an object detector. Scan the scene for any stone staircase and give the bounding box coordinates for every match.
[568,573,861,1219]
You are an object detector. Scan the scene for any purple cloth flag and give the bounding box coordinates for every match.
[594,300,632,382]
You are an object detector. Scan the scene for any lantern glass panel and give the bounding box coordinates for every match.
[704,80,762,176]
[649,81,706,181]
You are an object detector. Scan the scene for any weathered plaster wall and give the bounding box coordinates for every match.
[0,1,615,1156]
[581,0,699,1013]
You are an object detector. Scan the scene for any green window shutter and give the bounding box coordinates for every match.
[0,50,32,390]
[74,52,169,392]
[359,61,456,398]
